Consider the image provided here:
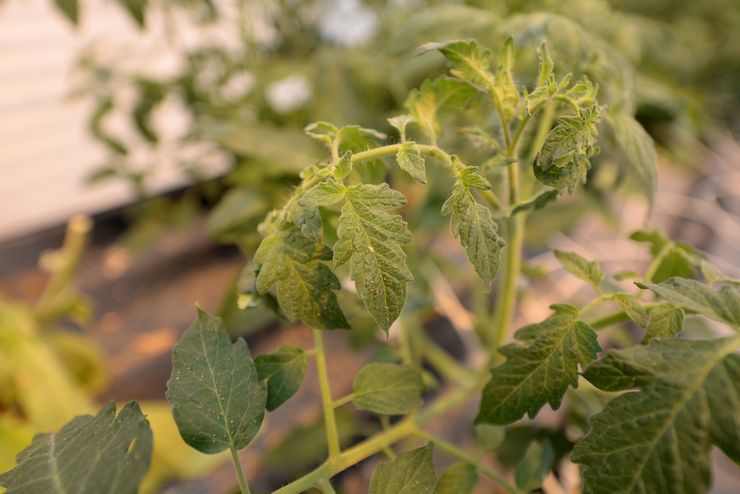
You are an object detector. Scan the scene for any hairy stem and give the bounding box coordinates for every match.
[230,445,251,494]
[313,329,341,458]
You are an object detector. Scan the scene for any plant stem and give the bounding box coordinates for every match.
[230,444,251,494]
[413,430,519,494]
[313,329,341,459]
[589,310,629,329]
[407,321,477,386]
[331,394,354,408]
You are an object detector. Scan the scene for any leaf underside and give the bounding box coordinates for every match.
[0,402,153,494]
[352,363,423,415]
[369,444,437,494]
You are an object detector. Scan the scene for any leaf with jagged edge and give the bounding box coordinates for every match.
[417,39,493,89]
[612,292,648,328]
[607,113,657,209]
[476,304,600,425]
[255,345,308,411]
[334,184,413,331]
[292,178,346,241]
[534,105,601,193]
[493,37,520,121]
[396,143,427,183]
[405,77,478,141]
[369,444,437,494]
[554,250,604,291]
[434,462,479,494]
[166,310,266,454]
[334,151,353,180]
[643,303,684,343]
[637,277,740,329]
[351,363,423,415]
[525,42,557,114]
[255,221,349,330]
[442,179,504,287]
[0,401,152,494]
[573,337,740,493]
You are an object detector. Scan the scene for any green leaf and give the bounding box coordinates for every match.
[434,462,479,494]
[607,113,657,208]
[54,0,79,24]
[534,106,601,193]
[573,337,740,493]
[515,440,555,491]
[417,40,493,89]
[442,181,504,286]
[255,345,308,411]
[369,444,436,494]
[473,424,505,451]
[0,402,152,494]
[476,304,600,425]
[510,189,559,216]
[405,77,477,141]
[117,0,147,27]
[396,143,427,183]
[458,163,492,190]
[611,293,648,328]
[637,278,740,329]
[334,151,353,180]
[166,309,267,454]
[643,304,684,343]
[305,122,386,155]
[352,363,423,415]
[255,222,349,330]
[493,37,520,121]
[554,250,604,290]
[525,42,557,114]
[300,179,347,209]
[335,184,413,331]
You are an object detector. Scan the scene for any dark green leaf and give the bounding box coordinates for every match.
[54,0,79,24]
[554,250,604,290]
[434,462,478,494]
[352,363,423,415]
[166,309,266,454]
[335,184,413,331]
[607,113,657,208]
[0,402,152,494]
[511,189,559,216]
[255,345,308,411]
[573,337,740,493]
[637,278,740,329]
[396,143,427,183]
[369,444,436,494]
[477,304,600,425]
[643,304,684,343]
[117,0,147,27]
[515,440,555,491]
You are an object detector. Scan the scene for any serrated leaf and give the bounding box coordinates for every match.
[334,151,353,180]
[434,462,479,494]
[255,345,308,411]
[573,337,740,493]
[369,444,436,494]
[417,40,493,89]
[166,309,266,454]
[0,402,152,494]
[515,440,555,491]
[405,77,478,141]
[396,143,427,183]
[493,37,520,121]
[335,184,413,330]
[255,222,349,330]
[351,363,423,415]
[458,163,491,190]
[54,0,79,24]
[299,179,347,208]
[511,189,559,216]
[442,181,504,286]
[554,250,604,290]
[476,304,600,425]
[637,277,740,329]
[305,122,386,154]
[607,113,657,208]
[643,303,684,343]
[611,293,648,327]
[534,106,601,193]
[526,42,557,114]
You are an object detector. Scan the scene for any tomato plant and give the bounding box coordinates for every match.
[2,25,739,494]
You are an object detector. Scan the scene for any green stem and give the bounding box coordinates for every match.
[230,445,251,494]
[313,329,341,459]
[315,479,337,494]
[407,321,477,386]
[331,394,354,408]
[413,430,519,494]
[589,311,629,329]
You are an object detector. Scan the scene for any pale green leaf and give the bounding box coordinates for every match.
[369,444,436,494]
[493,37,520,121]
[166,309,266,454]
[255,345,308,411]
[554,250,604,290]
[534,106,601,193]
[476,304,600,425]
[473,424,505,451]
[573,337,740,493]
[396,143,427,183]
[525,42,557,114]
[300,180,347,208]
[637,277,740,329]
[417,40,493,89]
[607,113,657,208]
[334,151,353,180]
[255,223,349,330]
[458,163,492,190]
[335,184,413,330]
[434,462,478,494]
[612,293,648,328]
[515,440,555,491]
[352,363,423,415]
[388,115,414,141]
[405,77,477,141]
[643,304,684,343]
[510,189,559,216]
[0,402,152,494]
[442,181,504,286]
